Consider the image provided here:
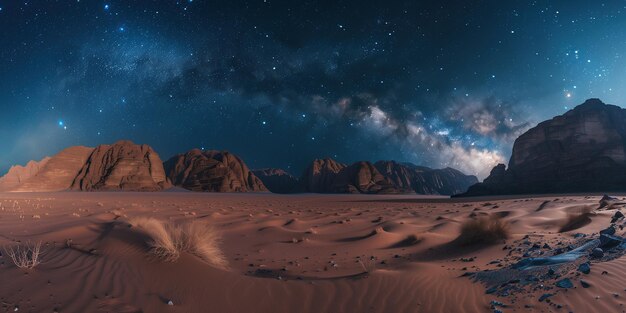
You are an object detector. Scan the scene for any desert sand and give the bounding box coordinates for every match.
[0,192,625,312]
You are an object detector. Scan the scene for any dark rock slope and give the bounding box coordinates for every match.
[459,99,626,196]
[252,168,299,193]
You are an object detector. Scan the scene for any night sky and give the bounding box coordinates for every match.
[1,1,624,179]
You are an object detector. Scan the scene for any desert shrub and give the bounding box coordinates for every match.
[129,217,227,269]
[4,241,43,269]
[455,216,508,245]
[559,206,592,233]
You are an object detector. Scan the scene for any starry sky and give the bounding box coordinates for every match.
[1,0,625,179]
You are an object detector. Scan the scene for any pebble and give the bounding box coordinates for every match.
[578,262,591,274]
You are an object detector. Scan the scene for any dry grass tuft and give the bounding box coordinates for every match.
[559,206,593,233]
[129,217,228,269]
[4,241,44,269]
[455,216,509,245]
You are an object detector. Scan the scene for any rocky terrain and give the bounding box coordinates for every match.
[164,149,267,192]
[71,140,170,191]
[460,99,626,196]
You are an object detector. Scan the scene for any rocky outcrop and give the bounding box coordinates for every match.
[375,161,479,195]
[10,146,94,192]
[164,149,267,192]
[252,168,299,193]
[70,141,169,191]
[299,158,477,195]
[459,99,626,196]
[0,157,51,191]
[300,158,347,193]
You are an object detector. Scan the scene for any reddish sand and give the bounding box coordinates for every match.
[0,192,624,312]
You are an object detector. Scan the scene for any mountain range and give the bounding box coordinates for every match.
[0,141,477,195]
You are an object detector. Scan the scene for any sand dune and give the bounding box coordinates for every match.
[0,193,625,312]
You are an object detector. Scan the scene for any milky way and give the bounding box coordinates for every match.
[1,1,625,178]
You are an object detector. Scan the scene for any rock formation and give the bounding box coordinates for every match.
[375,161,479,195]
[164,149,267,192]
[71,140,169,191]
[10,146,94,192]
[0,157,50,191]
[252,168,299,193]
[299,158,477,195]
[459,99,626,196]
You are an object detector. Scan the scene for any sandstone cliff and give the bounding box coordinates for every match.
[164,149,267,192]
[459,99,626,196]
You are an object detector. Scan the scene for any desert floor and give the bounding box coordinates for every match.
[0,192,624,313]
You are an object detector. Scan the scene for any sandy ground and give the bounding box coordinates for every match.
[0,192,625,312]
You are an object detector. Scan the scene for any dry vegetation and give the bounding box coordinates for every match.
[4,241,44,269]
[559,206,593,233]
[455,215,509,245]
[129,217,228,269]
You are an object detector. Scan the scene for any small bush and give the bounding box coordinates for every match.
[4,241,44,269]
[129,217,227,269]
[455,216,508,245]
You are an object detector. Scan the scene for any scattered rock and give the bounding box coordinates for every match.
[611,211,624,223]
[578,262,591,274]
[580,280,591,288]
[538,293,554,302]
[591,248,604,258]
[555,278,573,289]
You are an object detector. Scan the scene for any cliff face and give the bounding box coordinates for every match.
[164,149,267,192]
[298,159,477,195]
[11,147,95,192]
[374,161,478,195]
[252,168,299,193]
[460,99,626,196]
[0,157,51,191]
[71,141,169,191]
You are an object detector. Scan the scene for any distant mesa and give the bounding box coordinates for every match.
[164,149,267,192]
[71,140,170,191]
[252,168,299,193]
[458,98,626,196]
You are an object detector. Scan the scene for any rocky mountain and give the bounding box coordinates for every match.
[164,149,267,192]
[298,158,477,195]
[6,146,95,192]
[252,168,299,193]
[459,99,626,196]
[71,140,170,191]
[0,157,50,191]
[375,161,479,195]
